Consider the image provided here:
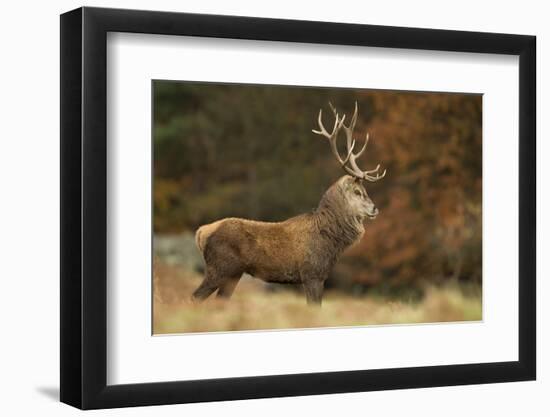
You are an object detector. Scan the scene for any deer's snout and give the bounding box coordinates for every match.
[367,206,379,218]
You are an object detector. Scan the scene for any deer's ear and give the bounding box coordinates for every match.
[344,178,359,192]
[344,176,356,188]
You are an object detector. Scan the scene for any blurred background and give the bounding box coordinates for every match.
[152,81,482,334]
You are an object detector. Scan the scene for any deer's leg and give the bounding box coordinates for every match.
[196,238,244,302]
[191,279,218,302]
[217,276,242,299]
[191,269,219,302]
[303,280,325,306]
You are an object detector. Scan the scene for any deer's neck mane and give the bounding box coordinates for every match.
[313,186,365,253]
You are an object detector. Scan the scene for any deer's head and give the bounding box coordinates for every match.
[313,102,385,222]
[338,175,378,220]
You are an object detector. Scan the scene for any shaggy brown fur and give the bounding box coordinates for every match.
[192,175,379,305]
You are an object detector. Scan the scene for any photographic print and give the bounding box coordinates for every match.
[60,8,536,407]
[152,81,482,335]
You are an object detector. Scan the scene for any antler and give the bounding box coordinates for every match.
[312,101,386,182]
[341,102,386,182]
[311,103,359,177]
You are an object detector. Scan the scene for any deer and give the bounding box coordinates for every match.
[192,102,386,305]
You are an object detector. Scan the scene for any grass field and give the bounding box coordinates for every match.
[153,262,482,335]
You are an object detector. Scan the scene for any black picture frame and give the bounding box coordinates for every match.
[60,6,536,410]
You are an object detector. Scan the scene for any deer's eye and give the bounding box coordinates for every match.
[354,189,362,197]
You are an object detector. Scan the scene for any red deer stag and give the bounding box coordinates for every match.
[193,102,386,305]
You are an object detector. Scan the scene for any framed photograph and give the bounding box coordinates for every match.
[60,6,536,409]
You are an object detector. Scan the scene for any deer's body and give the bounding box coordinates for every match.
[197,215,328,285]
[192,102,386,305]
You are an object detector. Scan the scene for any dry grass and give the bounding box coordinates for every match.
[153,262,482,335]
